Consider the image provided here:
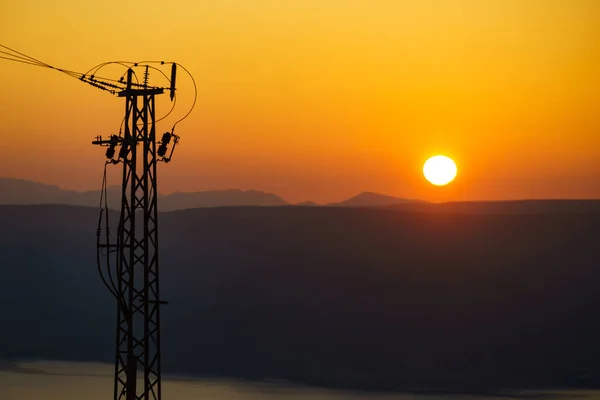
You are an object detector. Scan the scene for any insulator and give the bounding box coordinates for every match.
[161,132,172,145]
[92,80,121,90]
[143,66,150,88]
[126,69,133,90]
[119,144,129,159]
[157,143,168,157]
[170,64,177,101]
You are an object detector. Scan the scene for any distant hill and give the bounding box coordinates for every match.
[0,178,289,210]
[159,189,288,211]
[2,203,600,393]
[296,201,320,206]
[4,177,599,215]
[328,191,425,207]
[0,178,123,208]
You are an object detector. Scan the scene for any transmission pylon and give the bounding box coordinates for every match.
[93,66,180,400]
[0,44,196,400]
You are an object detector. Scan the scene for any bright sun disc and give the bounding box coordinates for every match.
[423,155,457,186]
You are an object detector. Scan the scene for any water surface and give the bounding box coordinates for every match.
[1,361,598,400]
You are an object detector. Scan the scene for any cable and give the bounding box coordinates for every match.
[0,55,42,67]
[0,50,43,64]
[0,45,163,94]
[0,51,121,88]
[102,164,120,296]
[1,45,199,317]
[99,59,196,127]
[171,63,198,130]
[108,62,176,124]
[0,44,52,67]
[157,91,177,123]
[118,116,126,137]
[0,44,127,298]
[96,163,119,299]
[0,44,85,82]
[146,65,177,122]
[1,44,197,133]
[87,61,141,85]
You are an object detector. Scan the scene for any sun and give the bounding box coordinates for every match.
[423,155,457,186]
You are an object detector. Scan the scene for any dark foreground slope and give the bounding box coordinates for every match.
[0,204,599,392]
[390,199,600,215]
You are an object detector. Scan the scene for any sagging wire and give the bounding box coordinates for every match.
[0,45,168,94]
[157,91,177,123]
[0,50,43,66]
[0,44,126,300]
[144,64,177,123]
[1,45,196,130]
[171,62,197,131]
[1,44,197,303]
[90,59,197,129]
[1,44,91,81]
[0,44,52,68]
[92,61,177,124]
[86,61,141,86]
[96,162,119,299]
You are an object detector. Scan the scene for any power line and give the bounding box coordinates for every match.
[171,63,198,131]
[0,44,198,127]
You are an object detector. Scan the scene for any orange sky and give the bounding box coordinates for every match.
[1,0,599,203]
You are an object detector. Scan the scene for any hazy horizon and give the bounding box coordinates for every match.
[2,176,600,205]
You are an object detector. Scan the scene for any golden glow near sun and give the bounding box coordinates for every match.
[423,155,458,186]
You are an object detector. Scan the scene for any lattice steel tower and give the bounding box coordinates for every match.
[93,66,181,400]
[0,44,196,400]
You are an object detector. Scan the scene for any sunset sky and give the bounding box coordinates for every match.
[1,0,598,203]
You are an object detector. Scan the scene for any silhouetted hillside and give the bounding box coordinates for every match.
[160,189,288,210]
[0,178,289,210]
[389,199,600,215]
[1,204,600,393]
[296,201,320,206]
[328,191,424,207]
[0,177,122,207]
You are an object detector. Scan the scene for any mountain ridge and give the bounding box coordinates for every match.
[0,177,289,210]
[3,178,600,213]
[0,178,425,210]
[327,191,425,207]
